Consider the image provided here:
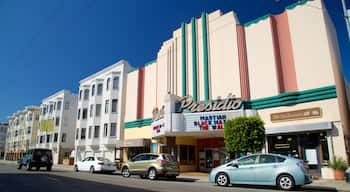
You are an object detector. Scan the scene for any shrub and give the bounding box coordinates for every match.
[328,156,348,171]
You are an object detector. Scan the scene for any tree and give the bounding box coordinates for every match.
[224,116,265,158]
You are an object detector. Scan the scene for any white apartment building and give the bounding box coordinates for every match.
[0,122,8,159]
[75,60,132,162]
[5,106,40,160]
[37,90,78,164]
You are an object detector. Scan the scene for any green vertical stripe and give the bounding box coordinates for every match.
[191,18,198,101]
[202,12,209,101]
[181,22,187,96]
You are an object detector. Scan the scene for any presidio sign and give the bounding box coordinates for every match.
[177,93,243,113]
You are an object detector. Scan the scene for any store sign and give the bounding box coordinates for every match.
[183,110,244,132]
[152,118,165,135]
[194,114,227,130]
[177,93,242,113]
[152,106,165,121]
[270,107,322,123]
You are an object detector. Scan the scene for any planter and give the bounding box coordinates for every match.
[334,169,345,180]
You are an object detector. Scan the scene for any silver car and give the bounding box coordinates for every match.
[209,153,312,190]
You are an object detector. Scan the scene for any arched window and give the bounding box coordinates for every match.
[91,84,95,96]
[106,78,110,91]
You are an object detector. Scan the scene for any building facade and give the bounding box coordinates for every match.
[75,60,132,162]
[0,123,8,159]
[122,0,350,178]
[5,106,40,160]
[36,90,78,164]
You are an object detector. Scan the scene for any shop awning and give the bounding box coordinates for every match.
[265,121,333,135]
[116,139,151,148]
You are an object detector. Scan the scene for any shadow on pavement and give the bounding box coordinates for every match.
[226,184,338,192]
[0,173,156,192]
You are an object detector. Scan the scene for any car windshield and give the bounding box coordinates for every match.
[97,157,111,162]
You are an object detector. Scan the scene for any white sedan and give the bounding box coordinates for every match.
[74,156,116,173]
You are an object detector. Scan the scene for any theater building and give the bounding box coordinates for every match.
[122,0,349,178]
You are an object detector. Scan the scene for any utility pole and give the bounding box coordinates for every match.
[341,0,350,41]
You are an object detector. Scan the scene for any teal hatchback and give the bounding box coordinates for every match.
[209,153,312,191]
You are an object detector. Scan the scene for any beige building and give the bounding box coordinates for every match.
[5,106,40,160]
[122,0,349,179]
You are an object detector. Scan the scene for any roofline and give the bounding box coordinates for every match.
[79,60,131,84]
[42,89,76,103]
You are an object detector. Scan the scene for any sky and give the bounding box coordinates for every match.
[0,0,349,122]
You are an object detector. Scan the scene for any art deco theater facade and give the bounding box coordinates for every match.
[121,0,349,178]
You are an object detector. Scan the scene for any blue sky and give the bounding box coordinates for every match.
[0,0,349,122]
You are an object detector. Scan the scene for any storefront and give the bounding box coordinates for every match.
[152,94,257,172]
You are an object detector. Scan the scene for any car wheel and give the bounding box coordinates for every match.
[140,175,147,179]
[148,168,157,180]
[74,165,79,172]
[17,164,22,170]
[89,166,94,174]
[46,165,52,171]
[26,163,32,171]
[216,173,229,187]
[121,167,130,178]
[277,174,295,191]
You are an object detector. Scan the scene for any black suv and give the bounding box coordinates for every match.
[17,149,53,171]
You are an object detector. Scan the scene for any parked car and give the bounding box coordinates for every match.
[209,153,312,191]
[17,148,53,171]
[121,153,179,180]
[74,156,116,173]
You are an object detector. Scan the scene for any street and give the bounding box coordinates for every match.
[0,162,344,192]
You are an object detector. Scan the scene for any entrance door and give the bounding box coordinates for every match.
[199,148,213,172]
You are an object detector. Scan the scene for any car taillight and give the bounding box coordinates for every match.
[157,159,168,165]
[98,162,104,165]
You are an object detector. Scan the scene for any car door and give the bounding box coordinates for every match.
[80,157,91,171]
[254,154,279,185]
[129,155,144,173]
[228,155,258,184]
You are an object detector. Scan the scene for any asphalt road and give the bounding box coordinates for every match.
[0,163,340,192]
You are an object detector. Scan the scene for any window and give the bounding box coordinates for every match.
[110,123,116,137]
[76,128,79,140]
[105,100,109,113]
[57,101,62,111]
[179,145,195,165]
[79,90,82,100]
[94,126,100,138]
[61,133,66,143]
[96,104,101,117]
[54,133,58,142]
[103,124,108,137]
[64,102,69,110]
[77,109,81,120]
[113,76,119,90]
[55,117,60,126]
[90,105,94,117]
[258,155,276,164]
[91,85,95,96]
[49,104,54,113]
[106,78,110,91]
[46,134,51,143]
[97,84,103,95]
[27,113,33,121]
[35,114,40,120]
[84,89,89,100]
[82,108,88,119]
[26,127,31,134]
[88,126,92,139]
[238,155,258,165]
[277,156,286,163]
[111,99,118,113]
[81,128,86,140]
